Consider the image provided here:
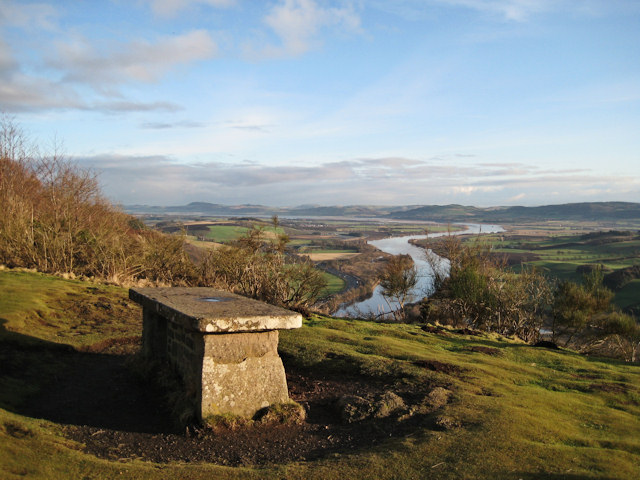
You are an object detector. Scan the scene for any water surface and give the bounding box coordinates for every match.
[335,224,504,317]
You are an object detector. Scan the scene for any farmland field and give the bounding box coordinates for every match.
[482,230,640,312]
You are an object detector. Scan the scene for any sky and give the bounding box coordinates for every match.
[1,0,639,207]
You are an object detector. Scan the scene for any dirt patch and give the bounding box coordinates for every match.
[421,325,450,335]
[588,383,627,394]
[4,422,34,439]
[465,346,502,356]
[11,338,441,467]
[61,364,434,466]
[412,359,465,376]
[454,328,482,336]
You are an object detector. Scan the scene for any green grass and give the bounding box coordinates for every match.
[202,225,250,242]
[288,239,312,246]
[320,271,346,298]
[199,225,286,243]
[0,269,140,347]
[1,269,639,479]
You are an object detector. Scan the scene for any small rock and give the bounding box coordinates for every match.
[435,415,461,430]
[254,402,306,425]
[426,387,451,409]
[374,391,406,419]
[335,395,375,423]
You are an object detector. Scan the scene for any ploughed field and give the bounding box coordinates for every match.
[1,269,639,480]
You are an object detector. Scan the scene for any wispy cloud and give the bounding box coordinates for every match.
[78,154,640,206]
[0,24,217,112]
[436,0,553,21]
[0,1,60,30]
[372,0,613,22]
[50,30,217,87]
[254,0,361,57]
[146,0,236,17]
[140,120,206,129]
[0,38,83,111]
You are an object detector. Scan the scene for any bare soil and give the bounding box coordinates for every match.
[23,347,436,466]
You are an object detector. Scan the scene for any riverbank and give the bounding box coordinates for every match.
[335,224,504,317]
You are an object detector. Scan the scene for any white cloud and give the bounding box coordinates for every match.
[0,38,84,111]
[508,193,526,202]
[146,0,236,17]
[78,154,640,206]
[0,1,60,30]
[51,30,217,87]
[0,38,16,73]
[260,0,361,57]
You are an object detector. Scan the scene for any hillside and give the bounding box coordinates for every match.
[387,202,640,223]
[1,269,639,479]
[124,202,414,217]
[125,201,640,224]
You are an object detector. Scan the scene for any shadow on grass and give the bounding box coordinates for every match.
[514,474,621,480]
[0,318,178,434]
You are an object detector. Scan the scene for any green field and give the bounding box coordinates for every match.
[189,224,286,243]
[1,269,639,479]
[320,271,346,297]
[484,232,640,311]
[201,225,250,242]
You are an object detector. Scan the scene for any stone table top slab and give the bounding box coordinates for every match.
[130,287,302,333]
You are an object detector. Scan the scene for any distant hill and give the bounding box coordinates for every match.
[125,202,277,216]
[124,202,415,217]
[124,201,640,223]
[388,202,640,223]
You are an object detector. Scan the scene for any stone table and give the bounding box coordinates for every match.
[129,287,302,420]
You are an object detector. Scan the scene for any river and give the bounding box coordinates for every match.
[335,224,504,317]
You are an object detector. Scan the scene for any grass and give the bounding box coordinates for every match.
[320,271,346,298]
[202,225,250,243]
[1,269,639,479]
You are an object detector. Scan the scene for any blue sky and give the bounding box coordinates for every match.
[2,0,639,207]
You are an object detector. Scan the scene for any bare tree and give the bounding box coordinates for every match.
[379,254,418,322]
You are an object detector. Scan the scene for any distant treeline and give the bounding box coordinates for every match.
[386,202,640,223]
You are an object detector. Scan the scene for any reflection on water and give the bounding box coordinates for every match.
[335,224,504,318]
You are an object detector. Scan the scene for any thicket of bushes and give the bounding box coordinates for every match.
[420,235,640,361]
[0,118,325,311]
[0,117,193,284]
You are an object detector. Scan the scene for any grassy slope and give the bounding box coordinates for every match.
[320,271,346,297]
[1,270,639,479]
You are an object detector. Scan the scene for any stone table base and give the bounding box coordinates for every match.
[130,287,302,420]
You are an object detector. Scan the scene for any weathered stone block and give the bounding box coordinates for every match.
[129,287,302,420]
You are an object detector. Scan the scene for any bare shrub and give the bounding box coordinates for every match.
[421,234,551,342]
[0,116,195,285]
[200,225,327,311]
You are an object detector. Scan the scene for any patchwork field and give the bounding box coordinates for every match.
[481,231,640,313]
